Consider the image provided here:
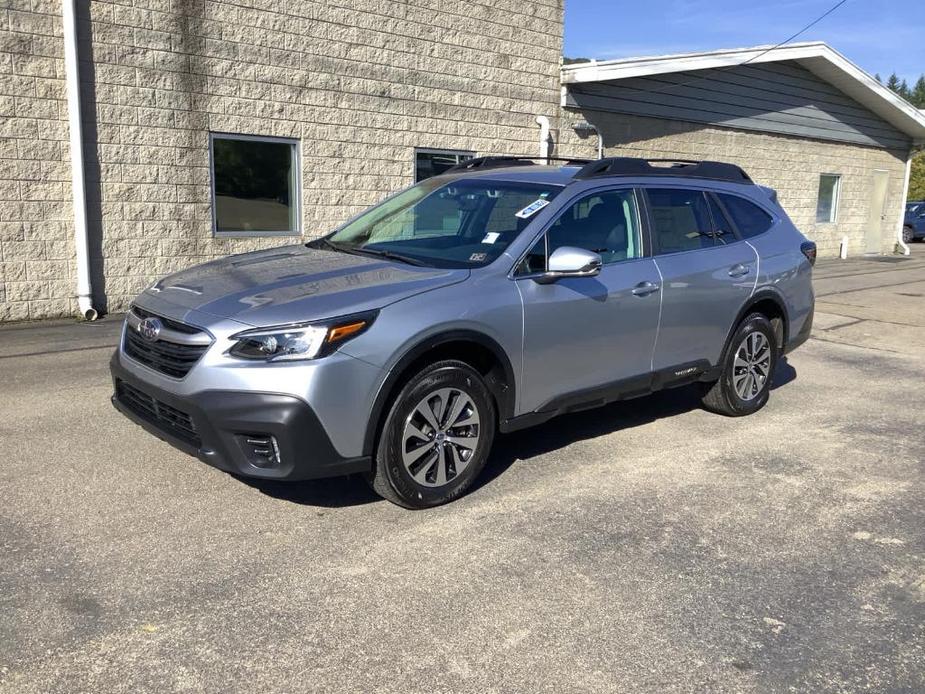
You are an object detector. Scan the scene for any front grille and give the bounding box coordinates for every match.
[132,305,201,335]
[123,309,209,378]
[116,380,200,447]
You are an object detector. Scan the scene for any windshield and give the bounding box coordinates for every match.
[314,178,563,268]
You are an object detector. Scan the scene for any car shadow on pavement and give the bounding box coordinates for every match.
[472,356,797,494]
[246,357,796,507]
[242,474,382,508]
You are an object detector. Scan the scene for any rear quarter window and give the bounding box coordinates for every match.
[718,194,775,239]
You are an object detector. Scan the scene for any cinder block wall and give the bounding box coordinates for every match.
[557,109,908,258]
[0,0,563,321]
[0,2,74,321]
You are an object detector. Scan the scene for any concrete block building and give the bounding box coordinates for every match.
[558,44,925,258]
[0,0,564,321]
[3,5,925,323]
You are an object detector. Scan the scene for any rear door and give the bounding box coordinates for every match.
[645,186,757,370]
[514,187,662,413]
[866,170,889,254]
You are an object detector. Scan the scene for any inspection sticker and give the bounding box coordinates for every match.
[481,232,501,244]
[514,199,550,219]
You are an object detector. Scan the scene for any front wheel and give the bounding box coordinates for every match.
[903,226,914,244]
[367,360,496,509]
[701,313,778,417]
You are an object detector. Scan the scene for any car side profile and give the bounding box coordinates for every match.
[904,201,925,243]
[111,156,816,508]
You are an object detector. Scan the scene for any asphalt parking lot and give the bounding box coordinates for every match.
[2,252,924,693]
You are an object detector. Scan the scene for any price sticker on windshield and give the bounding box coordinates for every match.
[515,199,550,219]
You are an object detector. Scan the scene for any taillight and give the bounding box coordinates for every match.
[800,241,817,266]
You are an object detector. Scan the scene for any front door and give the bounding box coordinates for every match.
[514,188,662,413]
[644,187,758,370]
[866,170,889,254]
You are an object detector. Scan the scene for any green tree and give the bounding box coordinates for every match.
[880,71,925,107]
[874,72,882,83]
[911,76,925,108]
[909,151,925,202]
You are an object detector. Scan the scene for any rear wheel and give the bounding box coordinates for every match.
[701,313,778,416]
[903,226,914,244]
[367,360,496,509]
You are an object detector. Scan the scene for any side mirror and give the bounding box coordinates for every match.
[534,246,602,284]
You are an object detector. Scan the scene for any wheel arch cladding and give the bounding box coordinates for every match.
[720,290,790,366]
[746,292,789,349]
[362,330,516,457]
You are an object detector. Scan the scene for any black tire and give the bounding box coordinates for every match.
[701,313,778,417]
[366,360,496,509]
[903,226,915,244]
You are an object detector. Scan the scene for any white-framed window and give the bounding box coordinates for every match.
[414,148,475,182]
[210,133,301,237]
[816,173,841,223]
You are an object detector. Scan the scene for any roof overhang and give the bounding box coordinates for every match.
[561,42,925,145]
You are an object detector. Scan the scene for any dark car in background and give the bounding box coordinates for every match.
[904,201,925,243]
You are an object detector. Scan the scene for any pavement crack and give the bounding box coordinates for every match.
[819,319,865,331]
[817,277,925,297]
[809,335,903,354]
[0,344,115,360]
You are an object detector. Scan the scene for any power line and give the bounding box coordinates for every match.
[616,0,852,98]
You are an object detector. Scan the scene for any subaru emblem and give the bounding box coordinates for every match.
[138,317,162,342]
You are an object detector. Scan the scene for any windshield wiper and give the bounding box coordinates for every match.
[309,237,343,252]
[310,237,428,267]
[339,246,429,267]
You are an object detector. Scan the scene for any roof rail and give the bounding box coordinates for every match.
[444,156,591,174]
[573,157,752,183]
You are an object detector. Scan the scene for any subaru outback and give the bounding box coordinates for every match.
[111,156,815,508]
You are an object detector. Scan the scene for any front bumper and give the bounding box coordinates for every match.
[110,351,371,481]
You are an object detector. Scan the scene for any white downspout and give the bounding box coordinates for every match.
[535,115,551,162]
[62,0,97,320]
[895,149,914,256]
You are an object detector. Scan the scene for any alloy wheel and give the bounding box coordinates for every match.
[401,387,481,487]
[732,332,771,401]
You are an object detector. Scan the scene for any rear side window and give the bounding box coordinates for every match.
[718,194,774,238]
[707,195,735,245]
[646,188,715,254]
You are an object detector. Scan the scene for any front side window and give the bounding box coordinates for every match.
[519,189,642,274]
[647,188,716,254]
[415,149,475,182]
[816,174,841,223]
[319,178,562,268]
[211,134,300,236]
[718,194,775,238]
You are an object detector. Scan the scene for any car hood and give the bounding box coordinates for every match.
[138,244,469,328]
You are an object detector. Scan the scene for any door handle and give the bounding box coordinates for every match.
[631,281,660,297]
[728,264,750,278]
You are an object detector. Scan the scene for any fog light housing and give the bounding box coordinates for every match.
[238,434,282,468]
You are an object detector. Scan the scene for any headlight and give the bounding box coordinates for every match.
[227,311,376,362]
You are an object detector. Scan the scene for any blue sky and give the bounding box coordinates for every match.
[564,0,925,85]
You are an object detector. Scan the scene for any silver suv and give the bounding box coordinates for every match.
[111,157,815,508]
